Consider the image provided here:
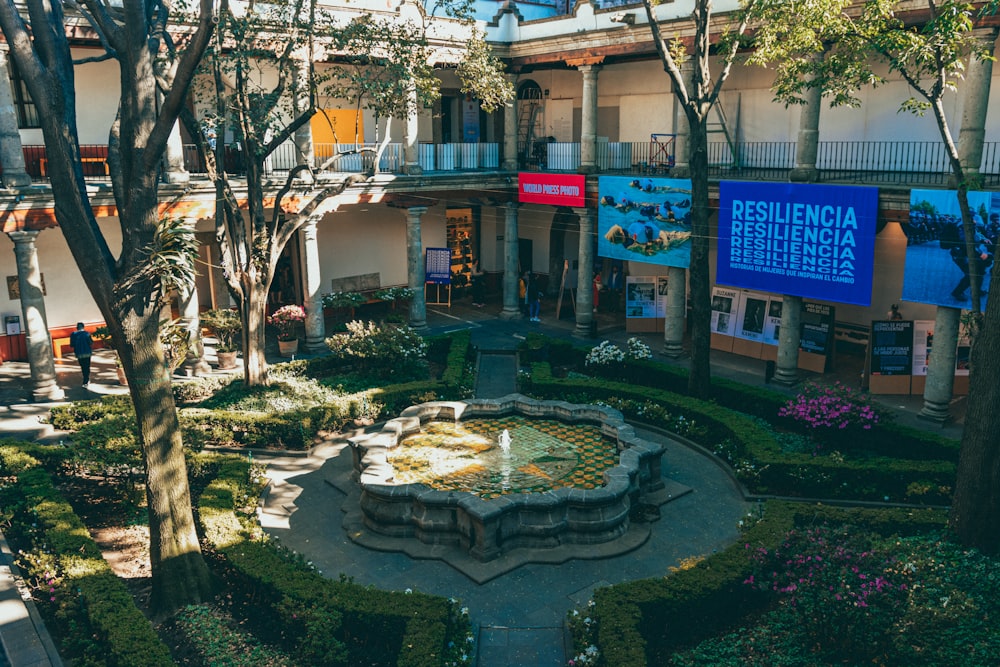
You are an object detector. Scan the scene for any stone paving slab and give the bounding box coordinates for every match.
[477,626,566,667]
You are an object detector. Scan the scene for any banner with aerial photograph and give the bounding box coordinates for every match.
[598,176,693,268]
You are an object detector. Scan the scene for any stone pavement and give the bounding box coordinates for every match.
[0,295,964,666]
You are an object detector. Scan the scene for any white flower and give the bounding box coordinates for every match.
[404,588,413,594]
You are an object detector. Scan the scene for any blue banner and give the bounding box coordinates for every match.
[597,176,693,268]
[717,182,879,306]
[902,189,996,308]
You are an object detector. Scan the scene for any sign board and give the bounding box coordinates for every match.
[518,172,586,207]
[870,320,914,376]
[711,286,739,336]
[625,276,657,319]
[425,248,451,285]
[717,181,879,306]
[800,302,834,355]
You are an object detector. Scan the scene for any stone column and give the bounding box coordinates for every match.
[503,74,519,170]
[663,266,686,357]
[292,58,315,182]
[179,279,211,377]
[957,30,996,181]
[669,61,694,178]
[920,306,960,423]
[773,294,802,385]
[405,206,428,331]
[573,207,595,337]
[0,49,31,188]
[163,120,190,184]
[501,203,521,319]
[301,216,327,352]
[402,81,422,175]
[578,64,602,174]
[7,230,64,401]
[789,53,823,183]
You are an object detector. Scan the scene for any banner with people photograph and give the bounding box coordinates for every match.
[902,189,997,308]
[734,291,770,342]
[597,176,693,268]
[717,182,879,306]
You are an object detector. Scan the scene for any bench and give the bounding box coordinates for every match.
[40,156,109,177]
[51,322,107,359]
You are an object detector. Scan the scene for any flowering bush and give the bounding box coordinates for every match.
[322,291,366,310]
[778,381,883,447]
[267,305,305,341]
[585,340,625,367]
[745,525,907,661]
[566,600,600,666]
[374,287,414,302]
[325,320,428,379]
[625,336,652,360]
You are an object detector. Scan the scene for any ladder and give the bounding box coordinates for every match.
[707,93,740,169]
[518,88,543,167]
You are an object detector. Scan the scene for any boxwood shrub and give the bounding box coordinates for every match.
[591,500,949,667]
[0,442,174,667]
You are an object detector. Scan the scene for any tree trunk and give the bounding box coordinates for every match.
[242,287,270,385]
[687,115,712,399]
[119,311,212,610]
[949,291,1000,553]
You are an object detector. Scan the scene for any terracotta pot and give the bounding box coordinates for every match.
[277,338,299,357]
[217,351,239,370]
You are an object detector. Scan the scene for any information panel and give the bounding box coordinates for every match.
[870,320,914,376]
[800,302,835,355]
[425,248,451,284]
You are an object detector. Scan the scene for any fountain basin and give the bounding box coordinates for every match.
[349,394,665,562]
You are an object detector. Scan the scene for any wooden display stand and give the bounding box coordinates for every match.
[868,374,911,395]
[798,350,827,373]
[710,333,735,353]
[731,338,763,359]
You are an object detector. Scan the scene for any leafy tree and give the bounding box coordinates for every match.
[640,0,764,398]
[184,0,511,386]
[0,0,217,611]
[748,0,1000,553]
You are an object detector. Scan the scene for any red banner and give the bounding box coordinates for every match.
[518,172,586,207]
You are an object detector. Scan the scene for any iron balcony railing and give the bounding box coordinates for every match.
[12,140,1000,188]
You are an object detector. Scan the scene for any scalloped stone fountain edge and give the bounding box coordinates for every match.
[340,394,690,582]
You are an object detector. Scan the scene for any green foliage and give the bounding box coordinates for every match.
[174,604,295,666]
[201,308,243,353]
[0,445,175,667]
[197,453,469,667]
[325,320,429,380]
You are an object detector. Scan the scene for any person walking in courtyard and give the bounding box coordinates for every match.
[70,322,93,387]
[530,288,542,322]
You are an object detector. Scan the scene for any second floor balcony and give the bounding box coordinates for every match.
[12,138,1000,189]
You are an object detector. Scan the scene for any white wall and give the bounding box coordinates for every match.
[0,218,121,330]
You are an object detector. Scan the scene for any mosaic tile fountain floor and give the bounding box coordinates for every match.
[387,417,619,498]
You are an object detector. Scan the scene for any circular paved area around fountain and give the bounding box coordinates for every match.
[258,421,751,665]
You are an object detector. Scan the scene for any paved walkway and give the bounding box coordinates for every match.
[0,296,964,666]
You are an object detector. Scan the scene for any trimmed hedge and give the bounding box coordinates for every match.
[526,365,956,504]
[0,441,175,667]
[197,453,466,667]
[592,500,949,667]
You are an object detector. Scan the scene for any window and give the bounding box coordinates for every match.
[7,59,39,129]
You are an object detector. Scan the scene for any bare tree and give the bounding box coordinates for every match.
[641,0,763,398]
[184,0,511,386]
[0,0,217,611]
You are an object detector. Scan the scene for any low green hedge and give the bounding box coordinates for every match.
[197,453,468,667]
[0,441,174,667]
[527,366,956,504]
[592,500,949,667]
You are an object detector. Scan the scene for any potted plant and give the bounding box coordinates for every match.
[93,325,128,385]
[268,304,306,356]
[201,308,242,369]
